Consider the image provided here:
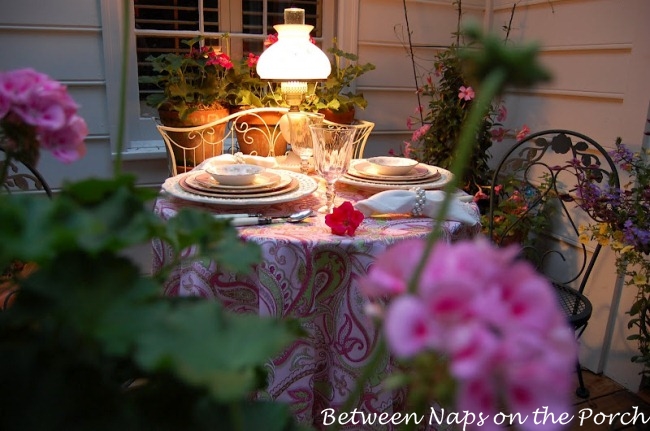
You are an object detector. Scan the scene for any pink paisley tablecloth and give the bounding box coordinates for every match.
[151,177,480,430]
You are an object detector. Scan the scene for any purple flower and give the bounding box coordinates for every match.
[576,141,649,251]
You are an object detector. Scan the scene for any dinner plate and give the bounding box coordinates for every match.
[339,165,453,191]
[350,160,435,181]
[162,169,318,206]
[180,175,299,198]
[188,171,290,193]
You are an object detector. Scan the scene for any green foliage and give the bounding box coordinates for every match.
[0,175,307,431]
[303,39,376,114]
[480,173,556,252]
[225,55,287,109]
[139,37,235,120]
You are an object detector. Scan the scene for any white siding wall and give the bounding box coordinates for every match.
[2,0,649,390]
[0,0,170,190]
[0,0,111,187]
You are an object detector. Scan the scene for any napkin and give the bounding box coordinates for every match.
[354,189,480,225]
[195,152,279,170]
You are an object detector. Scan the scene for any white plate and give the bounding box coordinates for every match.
[180,175,299,198]
[339,163,453,191]
[162,169,318,206]
[348,160,438,182]
[189,171,287,191]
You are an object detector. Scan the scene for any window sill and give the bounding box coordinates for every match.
[113,141,167,161]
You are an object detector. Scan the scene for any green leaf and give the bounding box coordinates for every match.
[133,301,301,402]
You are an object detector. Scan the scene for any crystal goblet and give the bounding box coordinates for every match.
[285,112,325,174]
[309,123,357,214]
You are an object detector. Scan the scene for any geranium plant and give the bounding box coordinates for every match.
[0,66,304,429]
[138,36,235,119]
[0,68,87,171]
[576,138,650,378]
[360,238,577,426]
[226,50,286,109]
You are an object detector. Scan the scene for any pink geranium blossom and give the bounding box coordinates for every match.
[359,237,577,428]
[458,85,475,101]
[360,239,426,298]
[0,68,87,165]
[246,52,259,68]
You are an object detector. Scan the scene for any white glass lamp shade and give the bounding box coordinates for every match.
[257,24,332,82]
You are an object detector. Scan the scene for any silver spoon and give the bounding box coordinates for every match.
[229,209,313,227]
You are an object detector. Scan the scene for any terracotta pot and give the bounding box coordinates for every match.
[234,111,288,157]
[158,107,229,171]
[319,107,355,125]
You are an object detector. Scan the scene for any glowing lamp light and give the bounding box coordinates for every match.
[256,8,331,111]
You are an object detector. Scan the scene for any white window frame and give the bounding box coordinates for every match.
[101,0,336,159]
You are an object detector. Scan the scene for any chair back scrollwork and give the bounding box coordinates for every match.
[156,107,375,177]
[1,148,52,197]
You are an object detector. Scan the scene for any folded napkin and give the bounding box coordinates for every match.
[354,189,480,225]
[195,152,279,170]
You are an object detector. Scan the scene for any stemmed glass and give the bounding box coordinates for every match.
[286,112,325,174]
[309,123,357,213]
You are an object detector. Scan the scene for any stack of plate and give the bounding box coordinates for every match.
[162,168,318,206]
[180,170,298,199]
[339,159,453,191]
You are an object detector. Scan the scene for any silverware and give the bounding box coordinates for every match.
[213,213,262,219]
[229,209,313,227]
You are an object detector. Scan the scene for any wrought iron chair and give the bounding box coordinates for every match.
[347,119,375,159]
[1,147,53,310]
[156,107,291,177]
[486,130,620,398]
[156,107,376,177]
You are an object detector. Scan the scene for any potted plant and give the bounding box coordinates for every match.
[305,39,375,124]
[139,36,235,166]
[225,51,289,157]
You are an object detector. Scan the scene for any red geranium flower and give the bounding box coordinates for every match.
[325,201,364,236]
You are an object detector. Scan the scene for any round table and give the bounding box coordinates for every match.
[152,177,481,429]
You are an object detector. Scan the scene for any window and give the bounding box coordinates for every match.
[134,1,325,117]
[99,0,332,155]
